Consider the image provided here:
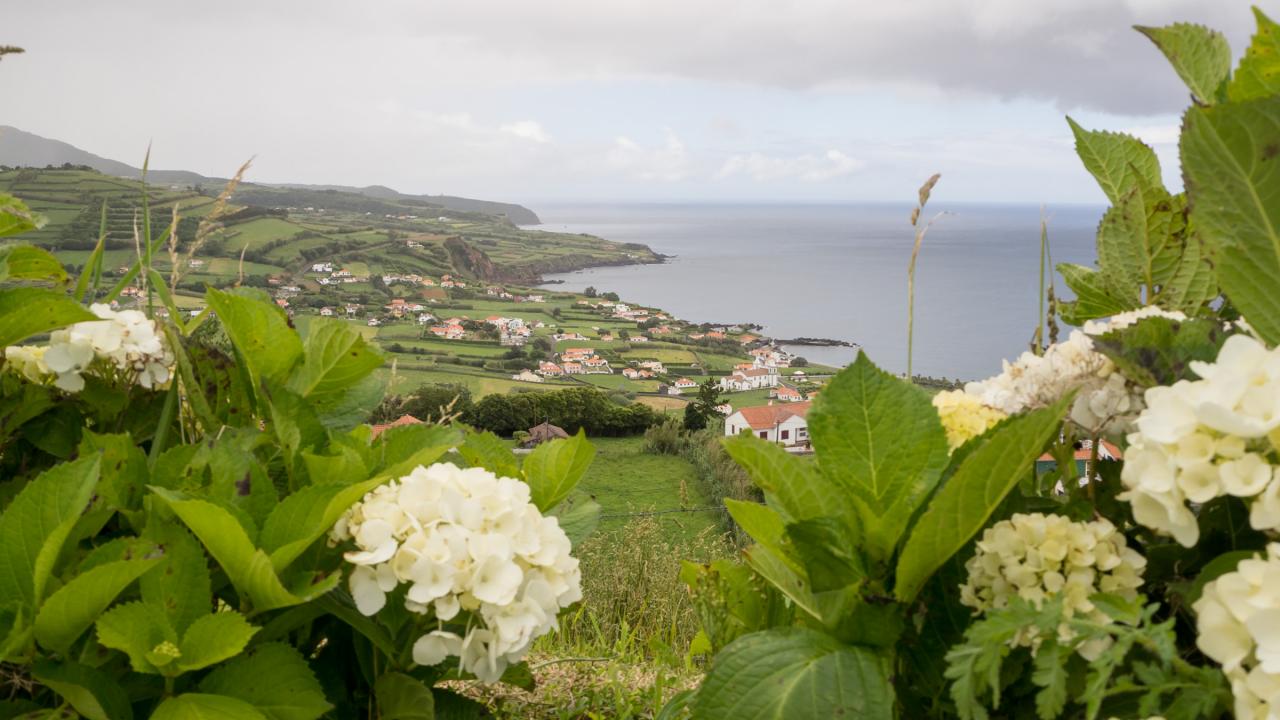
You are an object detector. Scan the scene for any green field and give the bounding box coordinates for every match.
[567,437,721,543]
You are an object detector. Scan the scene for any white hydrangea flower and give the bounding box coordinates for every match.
[1082,306,1188,336]
[964,329,1142,436]
[331,462,582,684]
[1194,544,1280,720]
[7,303,174,392]
[1118,334,1280,547]
[960,513,1146,659]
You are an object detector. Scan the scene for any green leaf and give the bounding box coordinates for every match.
[373,423,460,478]
[458,429,522,480]
[895,396,1071,602]
[374,672,435,720]
[1228,8,1280,102]
[140,520,213,636]
[78,431,148,516]
[1067,117,1164,205]
[287,318,384,403]
[31,660,132,720]
[551,498,600,546]
[34,555,162,653]
[1182,96,1280,344]
[1056,263,1133,324]
[0,245,68,284]
[150,488,308,612]
[784,518,864,593]
[693,628,895,720]
[0,287,97,348]
[431,689,490,720]
[95,601,177,674]
[1137,23,1232,104]
[1031,642,1071,720]
[204,288,302,389]
[721,433,852,525]
[807,353,948,562]
[0,195,45,239]
[1096,187,1156,302]
[1090,316,1227,388]
[199,643,332,720]
[259,477,387,573]
[150,694,268,720]
[0,456,101,608]
[1186,550,1256,606]
[264,383,327,477]
[521,430,596,511]
[176,612,258,672]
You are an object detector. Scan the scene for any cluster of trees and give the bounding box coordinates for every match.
[372,384,660,437]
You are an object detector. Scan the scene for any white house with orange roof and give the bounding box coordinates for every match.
[770,386,805,402]
[725,401,813,447]
[673,377,699,391]
[538,362,565,377]
[719,366,780,392]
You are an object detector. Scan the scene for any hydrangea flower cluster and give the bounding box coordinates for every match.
[932,389,1007,450]
[962,308,1187,437]
[960,513,1146,658]
[1118,334,1280,547]
[1193,544,1280,720]
[330,462,582,684]
[4,303,173,392]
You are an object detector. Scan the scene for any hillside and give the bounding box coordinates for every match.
[0,125,541,224]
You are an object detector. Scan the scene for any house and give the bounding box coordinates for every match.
[311,262,335,273]
[630,336,649,343]
[725,401,813,447]
[538,362,565,377]
[1036,439,1123,477]
[562,362,584,375]
[638,361,666,374]
[582,356,612,374]
[370,414,422,439]
[189,259,205,268]
[511,370,544,383]
[715,403,733,416]
[771,386,804,402]
[417,313,435,325]
[673,378,698,390]
[319,307,334,317]
[622,368,642,380]
[367,318,381,327]
[345,304,362,317]
[719,366,781,392]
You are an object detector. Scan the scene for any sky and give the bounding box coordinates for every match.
[0,0,1265,205]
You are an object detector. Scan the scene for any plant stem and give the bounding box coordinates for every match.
[148,381,179,468]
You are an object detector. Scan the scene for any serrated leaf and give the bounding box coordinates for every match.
[150,694,268,720]
[693,627,895,720]
[0,287,97,348]
[176,612,257,672]
[259,476,387,573]
[721,433,853,525]
[1056,264,1134,324]
[34,555,161,654]
[784,518,864,594]
[895,396,1071,602]
[31,660,132,720]
[1096,187,1157,303]
[205,287,302,389]
[0,456,101,608]
[0,195,45,239]
[521,430,595,511]
[1067,117,1165,205]
[374,672,434,720]
[141,520,212,636]
[459,429,522,480]
[0,245,68,284]
[287,317,384,403]
[199,642,332,720]
[1090,316,1227,388]
[373,423,460,479]
[807,352,948,563]
[1031,642,1071,720]
[1182,96,1280,344]
[1137,22,1232,104]
[150,488,307,612]
[1228,8,1280,102]
[95,601,176,674]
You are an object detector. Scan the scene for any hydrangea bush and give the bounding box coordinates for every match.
[0,190,600,717]
[674,10,1280,720]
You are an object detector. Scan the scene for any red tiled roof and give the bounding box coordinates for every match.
[1038,439,1123,462]
[370,414,423,439]
[736,402,812,430]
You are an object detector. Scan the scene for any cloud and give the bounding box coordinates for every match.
[606,129,689,182]
[1121,123,1180,146]
[716,149,864,182]
[499,121,551,144]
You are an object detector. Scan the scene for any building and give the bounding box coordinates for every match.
[511,370,544,383]
[538,361,565,377]
[719,367,781,392]
[319,307,334,317]
[724,401,813,447]
[673,377,699,390]
[770,386,804,402]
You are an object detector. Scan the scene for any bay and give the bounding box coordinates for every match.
[533,202,1102,381]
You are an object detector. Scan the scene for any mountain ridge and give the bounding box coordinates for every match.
[0,125,540,224]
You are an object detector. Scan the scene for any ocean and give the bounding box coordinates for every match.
[532,203,1104,381]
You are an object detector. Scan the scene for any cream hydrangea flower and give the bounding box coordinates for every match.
[331,462,582,684]
[1193,544,1280,720]
[932,389,1007,450]
[5,303,174,392]
[960,513,1146,659]
[1118,334,1280,547]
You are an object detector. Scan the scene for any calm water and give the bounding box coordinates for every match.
[532,203,1103,380]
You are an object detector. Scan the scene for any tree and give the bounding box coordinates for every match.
[684,379,724,430]
[369,383,474,423]
[791,356,809,367]
[602,291,620,302]
[584,286,597,298]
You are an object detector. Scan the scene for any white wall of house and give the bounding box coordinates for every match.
[723,412,809,447]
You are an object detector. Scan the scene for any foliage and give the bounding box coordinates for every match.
[0,190,600,718]
[466,386,661,437]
